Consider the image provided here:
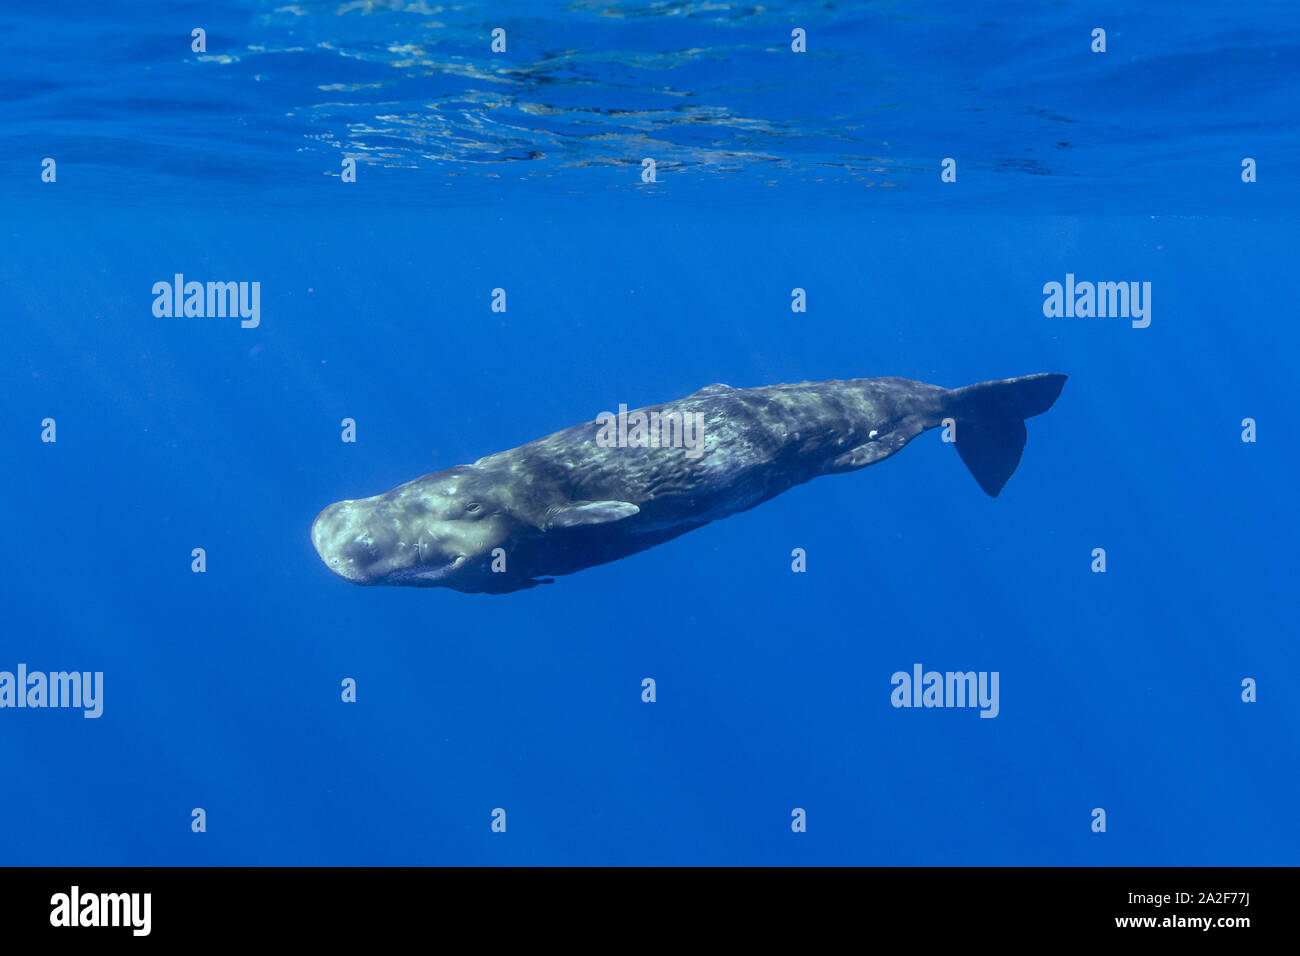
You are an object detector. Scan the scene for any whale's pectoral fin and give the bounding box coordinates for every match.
[824,426,919,473]
[543,500,640,530]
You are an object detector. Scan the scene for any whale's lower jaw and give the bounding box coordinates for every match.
[383,565,457,586]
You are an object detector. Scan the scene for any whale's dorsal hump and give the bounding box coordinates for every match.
[692,383,735,396]
[544,500,640,530]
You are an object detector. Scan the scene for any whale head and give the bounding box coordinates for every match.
[311,466,543,593]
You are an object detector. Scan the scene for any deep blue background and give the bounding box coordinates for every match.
[2,1,1297,865]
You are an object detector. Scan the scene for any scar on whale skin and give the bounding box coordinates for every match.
[311,373,1066,594]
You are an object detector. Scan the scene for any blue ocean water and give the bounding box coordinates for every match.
[2,1,1298,866]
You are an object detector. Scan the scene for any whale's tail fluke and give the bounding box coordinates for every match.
[945,373,1067,497]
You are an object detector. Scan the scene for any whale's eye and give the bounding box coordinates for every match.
[466,502,482,514]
